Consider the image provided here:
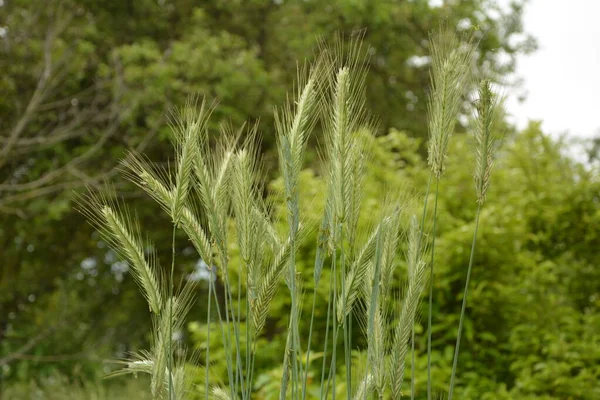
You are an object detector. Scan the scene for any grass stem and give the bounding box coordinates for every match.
[416,171,432,400]
[302,286,318,399]
[168,225,176,400]
[205,262,212,400]
[426,177,440,400]
[448,204,482,400]
[320,271,334,400]
[341,222,352,400]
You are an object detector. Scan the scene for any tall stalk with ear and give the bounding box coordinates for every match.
[423,28,475,400]
[447,79,502,400]
[320,34,373,400]
[76,188,197,400]
[168,99,204,399]
[275,57,321,399]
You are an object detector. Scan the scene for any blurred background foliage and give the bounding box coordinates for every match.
[1,0,598,398]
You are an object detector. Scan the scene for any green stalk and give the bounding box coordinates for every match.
[304,208,331,399]
[415,172,434,400]
[281,182,301,400]
[220,257,245,397]
[320,271,334,400]
[222,278,235,393]
[168,225,176,400]
[217,257,238,400]
[340,222,351,400]
[280,322,293,400]
[231,286,246,397]
[426,177,440,400]
[448,204,482,400]
[348,314,352,391]
[329,242,339,400]
[302,286,318,399]
[205,262,212,400]
[411,328,415,400]
[246,341,257,400]
[367,225,383,400]
[234,257,248,397]
[235,272,241,394]
[403,171,433,400]
[208,267,235,400]
[245,268,251,400]
[290,215,299,400]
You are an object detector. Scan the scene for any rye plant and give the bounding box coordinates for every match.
[78,26,503,399]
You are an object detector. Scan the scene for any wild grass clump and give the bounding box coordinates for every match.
[79,26,503,399]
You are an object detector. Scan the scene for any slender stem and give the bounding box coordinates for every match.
[247,341,257,400]
[168,225,176,400]
[217,257,237,400]
[348,228,355,400]
[234,273,240,393]
[367,225,383,400]
[348,313,352,385]
[222,276,238,394]
[245,267,251,400]
[280,321,293,400]
[282,187,301,400]
[414,171,433,400]
[221,258,245,396]
[329,242,339,400]
[305,213,331,399]
[302,286,318,399]
[290,223,299,400]
[411,327,416,400]
[239,266,244,364]
[231,286,245,396]
[344,310,351,399]
[419,172,434,247]
[320,271,334,400]
[448,204,482,400]
[340,222,351,400]
[205,257,235,399]
[205,266,212,400]
[426,177,440,400]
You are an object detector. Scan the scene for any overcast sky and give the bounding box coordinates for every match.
[506,0,600,139]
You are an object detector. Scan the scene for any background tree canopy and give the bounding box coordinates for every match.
[1,0,598,399]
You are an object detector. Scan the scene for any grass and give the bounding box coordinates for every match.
[78,26,503,399]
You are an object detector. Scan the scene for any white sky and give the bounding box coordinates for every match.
[506,0,600,139]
